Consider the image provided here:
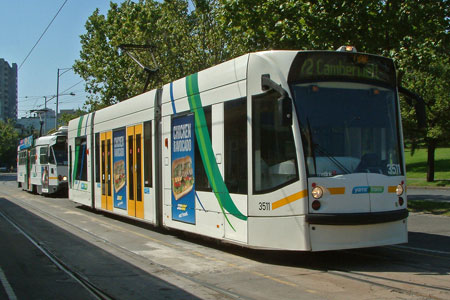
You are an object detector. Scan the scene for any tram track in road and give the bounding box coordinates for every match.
[326,269,449,300]
[325,247,450,300]
[2,186,450,300]
[0,210,115,300]
[0,193,255,300]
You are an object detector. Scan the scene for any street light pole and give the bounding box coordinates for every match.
[43,96,47,133]
[55,67,73,129]
[56,68,60,129]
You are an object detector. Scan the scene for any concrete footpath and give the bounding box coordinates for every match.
[407,186,450,202]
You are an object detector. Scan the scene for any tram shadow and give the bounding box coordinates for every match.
[77,205,450,275]
[174,228,450,275]
[0,198,203,300]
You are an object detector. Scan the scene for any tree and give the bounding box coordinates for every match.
[74,0,229,108]
[220,0,449,181]
[396,40,450,181]
[0,120,19,169]
[58,109,89,127]
[75,0,449,181]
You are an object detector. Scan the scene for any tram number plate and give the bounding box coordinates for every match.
[258,202,271,211]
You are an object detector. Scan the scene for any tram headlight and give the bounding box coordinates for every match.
[396,184,404,196]
[311,186,323,199]
[63,176,67,181]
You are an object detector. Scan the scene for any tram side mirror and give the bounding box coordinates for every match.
[261,74,292,126]
[398,86,426,129]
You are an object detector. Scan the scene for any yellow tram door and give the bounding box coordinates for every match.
[101,131,113,211]
[127,125,144,219]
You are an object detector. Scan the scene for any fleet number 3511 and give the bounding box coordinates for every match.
[258,202,271,211]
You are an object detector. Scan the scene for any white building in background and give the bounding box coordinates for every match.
[17,109,55,135]
[16,108,75,136]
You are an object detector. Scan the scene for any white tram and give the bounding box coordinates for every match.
[17,127,69,195]
[68,48,419,251]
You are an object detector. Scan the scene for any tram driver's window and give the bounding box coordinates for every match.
[252,91,298,194]
[224,98,247,194]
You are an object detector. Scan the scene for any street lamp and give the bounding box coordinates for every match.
[56,67,73,129]
[30,108,49,137]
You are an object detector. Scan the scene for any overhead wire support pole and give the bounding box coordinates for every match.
[118,44,159,93]
[56,67,73,129]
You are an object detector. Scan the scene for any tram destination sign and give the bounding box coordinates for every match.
[288,51,396,86]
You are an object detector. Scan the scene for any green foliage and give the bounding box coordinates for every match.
[58,109,89,126]
[74,0,229,108]
[0,120,19,167]
[405,148,450,180]
[75,0,449,181]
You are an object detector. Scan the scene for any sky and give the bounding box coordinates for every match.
[0,0,124,118]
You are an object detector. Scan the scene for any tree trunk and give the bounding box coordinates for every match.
[426,140,437,182]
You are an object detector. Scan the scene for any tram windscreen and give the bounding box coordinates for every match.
[292,82,403,177]
[52,140,68,166]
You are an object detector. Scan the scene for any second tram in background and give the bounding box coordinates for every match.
[68,47,424,251]
[17,126,69,195]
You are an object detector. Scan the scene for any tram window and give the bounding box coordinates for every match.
[52,142,68,165]
[69,145,72,187]
[75,137,88,181]
[136,133,142,201]
[224,98,247,194]
[144,121,152,188]
[40,147,49,164]
[48,147,56,164]
[101,140,105,195]
[195,106,212,192]
[95,133,100,183]
[252,91,298,194]
[30,149,36,166]
[128,135,134,199]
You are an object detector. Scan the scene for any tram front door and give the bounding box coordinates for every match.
[127,125,144,219]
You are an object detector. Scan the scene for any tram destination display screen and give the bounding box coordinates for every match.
[288,51,396,86]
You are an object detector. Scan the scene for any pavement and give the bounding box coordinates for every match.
[407,186,450,202]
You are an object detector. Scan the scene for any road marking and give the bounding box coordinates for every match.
[0,267,18,300]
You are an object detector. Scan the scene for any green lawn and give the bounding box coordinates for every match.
[405,147,450,187]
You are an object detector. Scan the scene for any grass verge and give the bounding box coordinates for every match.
[408,200,450,216]
[405,147,450,187]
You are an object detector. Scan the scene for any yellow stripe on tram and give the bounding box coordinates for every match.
[328,187,345,194]
[272,190,308,210]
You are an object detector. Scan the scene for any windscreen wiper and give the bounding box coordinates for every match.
[306,118,317,175]
[313,143,352,175]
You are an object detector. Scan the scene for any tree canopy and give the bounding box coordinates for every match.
[74,0,449,180]
[0,120,19,169]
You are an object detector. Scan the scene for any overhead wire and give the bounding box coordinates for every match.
[18,0,69,70]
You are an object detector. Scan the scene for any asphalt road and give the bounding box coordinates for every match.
[1,173,449,300]
[0,209,98,300]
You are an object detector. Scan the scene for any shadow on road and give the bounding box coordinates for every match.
[0,198,202,300]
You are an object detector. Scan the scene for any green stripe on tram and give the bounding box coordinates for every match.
[72,115,84,184]
[186,74,247,231]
